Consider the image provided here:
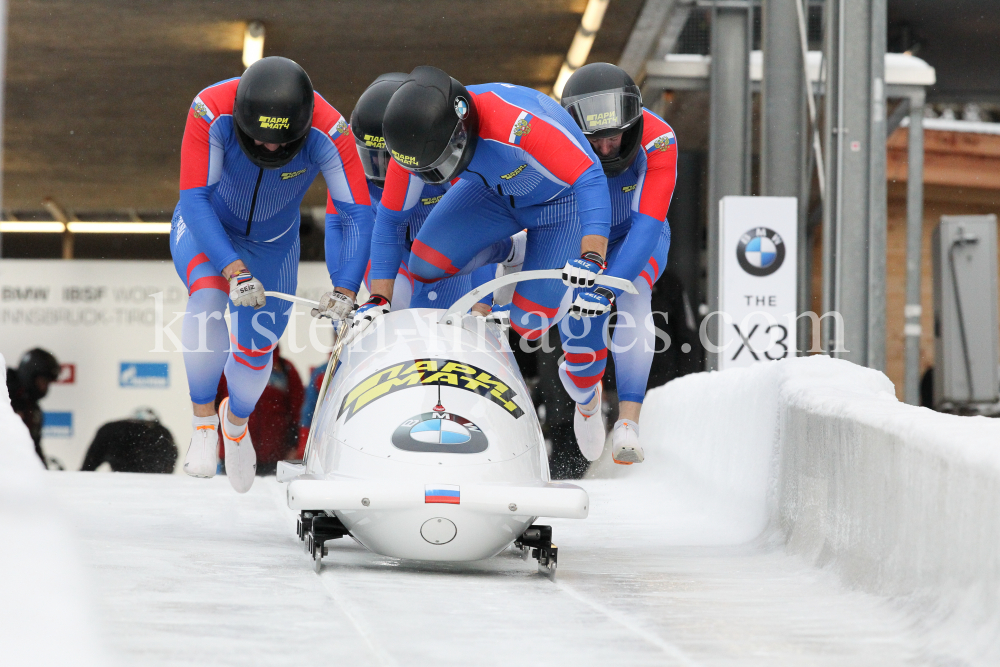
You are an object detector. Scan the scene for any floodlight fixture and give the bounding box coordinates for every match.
[243,21,265,69]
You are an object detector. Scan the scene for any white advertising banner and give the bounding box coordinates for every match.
[717,196,798,370]
[0,259,339,471]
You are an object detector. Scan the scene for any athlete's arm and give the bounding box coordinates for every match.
[605,124,678,295]
[369,161,422,298]
[321,196,357,298]
[313,97,374,296]
[178,95,242,274]
[509,105,613,246]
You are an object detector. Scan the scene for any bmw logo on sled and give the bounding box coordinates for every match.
[275,270,636,575]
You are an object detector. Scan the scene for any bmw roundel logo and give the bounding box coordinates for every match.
[392,412,488,453]
[454,97,469,119]
[737,227,786,277]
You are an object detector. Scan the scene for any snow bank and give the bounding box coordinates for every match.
[641,355,1000,662]
[0,353,105,667]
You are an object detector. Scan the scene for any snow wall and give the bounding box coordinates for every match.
[0,353,105,666]
[641,355,1000,661]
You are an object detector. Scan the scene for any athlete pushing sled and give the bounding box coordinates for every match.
[172,57,373,493]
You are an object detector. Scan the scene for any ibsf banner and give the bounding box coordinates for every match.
[0,260,339,471]
[717,196,798,370]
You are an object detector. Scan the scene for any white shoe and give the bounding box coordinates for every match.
[573,384,606,461]
[219,398,256,494]
[493,230,527,306]
[612,419,644,465]
[183,420,219,478]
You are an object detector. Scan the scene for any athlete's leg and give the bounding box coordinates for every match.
[557,312,610,404]
[170,205,230,411]
[411,272,473,309]
[171,204,230,477]
[611,224,670,410]
[407,180,520,284]
[608,224,670,465]
[501,195,580,341]
[224,237,300,419]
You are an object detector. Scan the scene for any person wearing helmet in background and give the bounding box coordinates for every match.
[358,66,612,348]
[172,56,374,493]
[557,63,678,466]
[348,72,520,315]
[6,348,61,466]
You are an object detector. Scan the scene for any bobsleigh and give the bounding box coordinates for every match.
[276,271,636,575]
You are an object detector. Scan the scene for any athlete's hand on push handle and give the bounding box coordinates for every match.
[312,291,355,321]
[562,251,606,288]
[570,287,614,319]
[353,295,391,328]
[224,261,266,309]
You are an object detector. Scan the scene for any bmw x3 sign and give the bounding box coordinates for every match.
[718,197,798,370]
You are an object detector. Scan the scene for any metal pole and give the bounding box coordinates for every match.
[821,0,839,351]
[867,0,888,371]
[825,0,874,363]
[761,0,807,353]
[904,89,925,404]
[707,3,751,370]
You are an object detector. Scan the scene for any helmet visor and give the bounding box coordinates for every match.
[562,91,642,135]
[402,119,469,185]
[355,139,392,184]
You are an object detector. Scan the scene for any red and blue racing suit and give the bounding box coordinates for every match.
[171,78,373,418]
[366,160,498,309]
[558,109,678,405]
[370,83,612,341]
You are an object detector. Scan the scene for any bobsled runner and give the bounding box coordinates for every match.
[273,270,636,575]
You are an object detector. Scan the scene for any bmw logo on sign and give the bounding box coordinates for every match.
[737,227,786,277]
[392,412,488,454]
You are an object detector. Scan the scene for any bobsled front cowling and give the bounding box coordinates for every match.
[293,309,574,561]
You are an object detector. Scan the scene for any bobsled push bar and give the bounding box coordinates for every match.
[440,269,638,326]
[265,270,638,324]
[264,291,320,308]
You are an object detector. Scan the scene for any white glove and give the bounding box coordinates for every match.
[561,252,606,288]
[311,291,355,321]
[228,270,266,309]
[570,287,615,319]
[352,295,391,328]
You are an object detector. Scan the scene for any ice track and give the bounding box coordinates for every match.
[52,471,931,667]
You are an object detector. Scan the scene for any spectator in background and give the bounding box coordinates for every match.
[5,348,60,467]
[81,408,177,474]
[216,346,303,475]
[297,359,328,459]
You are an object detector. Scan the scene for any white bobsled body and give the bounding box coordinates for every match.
[285,309,589,562]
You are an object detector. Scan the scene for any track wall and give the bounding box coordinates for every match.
[643,355,1000,661]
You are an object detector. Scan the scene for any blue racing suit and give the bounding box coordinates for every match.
[370,83,612,340]
[558,109,678,405]
[171,77,374,418]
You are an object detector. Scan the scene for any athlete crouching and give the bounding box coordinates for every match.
[357,66,614,364]
[557,63,678,465]
[172,57,374,492]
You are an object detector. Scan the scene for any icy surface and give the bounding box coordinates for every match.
[53,472,934,667]
[30,355,1000,665]
[1,354,105,667]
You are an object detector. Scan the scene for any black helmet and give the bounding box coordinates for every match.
[351,73,408,187]
[233,57,315,169]
[383,66,478,184]
[561,63,644,177]
[17,348,60,399]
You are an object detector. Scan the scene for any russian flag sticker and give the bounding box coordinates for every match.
[425,484,460,504]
